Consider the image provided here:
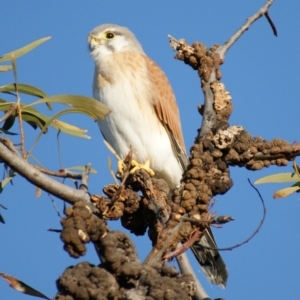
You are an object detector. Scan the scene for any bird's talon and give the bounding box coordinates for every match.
[115,158,154,178]
[129,159,155,176]
[116,159,126,178]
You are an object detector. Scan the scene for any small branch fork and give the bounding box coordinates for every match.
[33,165,83,180]
[0,103,17,123]
[0,138,91,207]
[217,0,275,59]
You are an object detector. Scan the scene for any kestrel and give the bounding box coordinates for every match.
[88,24,228,287]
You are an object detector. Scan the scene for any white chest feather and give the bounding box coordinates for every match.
[92,52,182,187]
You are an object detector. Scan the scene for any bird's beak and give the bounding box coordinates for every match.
[88,35,103,51]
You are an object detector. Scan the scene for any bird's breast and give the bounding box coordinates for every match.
[92,52,183,188]
[93,55,163,160]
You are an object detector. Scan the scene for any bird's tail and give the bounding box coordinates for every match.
[190,228,228,287]
[167,131,228,286]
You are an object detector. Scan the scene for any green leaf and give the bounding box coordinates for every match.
[0,36,51,62]
[1,114,16,131]
[27,108,92,155]
[26,94,111,120]
[11,55,18,84]
[0,98,13,110]
[0,273,50,299]
[66,165,97,174]
[0,204,6,224]
[0,65,12,72]
[0,100,86,136]
[254,172,300,185]
[273,185,300,199]
[21,111,47,131]
[0,175,16,193]
[293,164,300,173]
[48,109,91,138]
[0,83,47,98]
[8,168,17,177]
[0,96,108,142]
[0,128,18,135]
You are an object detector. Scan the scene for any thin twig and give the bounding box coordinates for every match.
[11,55,26,159]
[202,179,266,252]
[292,159,300,179]
[48,193,63,218]
[144,215,186,265]
[265,11,277,36]
[217,0,274,59]
[47,228,62,233]
[164,229,203,260]
[17,100,26,158]
[56,130,63,169]
[79,163,91,192]
[0,103,17,123]
[0,204,8,210]
[0,140,92,207]
[0,137,20,155]
[32,165,83,179]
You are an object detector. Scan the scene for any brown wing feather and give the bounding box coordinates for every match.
[144,56,228,286]
[144,55,186,153]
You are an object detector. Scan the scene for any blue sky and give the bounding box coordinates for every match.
[1,1,300,299]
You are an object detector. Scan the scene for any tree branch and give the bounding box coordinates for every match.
[0,139,91,206]
[217,0,274,59]
[33,165,83,180]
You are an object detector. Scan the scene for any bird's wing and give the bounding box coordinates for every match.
[145,56,188,169]
[145,55,228,287]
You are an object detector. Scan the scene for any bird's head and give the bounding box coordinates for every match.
[88,24,144,60]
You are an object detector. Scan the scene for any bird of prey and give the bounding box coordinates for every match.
[88,23,228,287]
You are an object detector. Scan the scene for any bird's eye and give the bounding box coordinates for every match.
[105,32,115,39]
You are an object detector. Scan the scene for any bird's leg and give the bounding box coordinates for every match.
[117,157,155,178]
[104,140,155,179]
[130,158,155,176]
[117,159,128,177]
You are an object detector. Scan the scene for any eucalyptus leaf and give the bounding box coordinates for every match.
[0,65,12,72]
[1,115,16,131]
[26,94,110,120]
[66,165,97,174]
[27,108,92,155]
[11,55,18,83]
[273,185,300,199]
[0,175,15,193]
[42,108,91,138]
[0,83,47,98]
[0,273,50,299]
[0,36,51,62]
[0,100,87,136]
[254,172,300,185]
[21,112,47,131]
[0,128,18,135]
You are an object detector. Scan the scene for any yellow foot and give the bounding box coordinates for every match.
[117,158,155,178]
[130,159,155,176]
